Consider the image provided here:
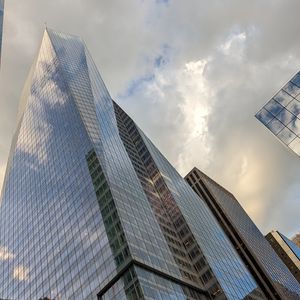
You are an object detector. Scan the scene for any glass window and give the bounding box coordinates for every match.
[287,118,300,136]
[264,99,284,116]
[255,109,274,125]
[289,137,300,156]
[286,99,300,117]
[276,108,296,125]
[290,72,300,87]
[283,81,300,98]
[266,118,285,135]
[277,127,296,145]
[273,90,293,107]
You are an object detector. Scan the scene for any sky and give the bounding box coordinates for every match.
[0,0,299,238]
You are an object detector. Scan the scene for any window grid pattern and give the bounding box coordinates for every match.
[190,169,300,299]
[138,128,264,300]
[102,266,207,300]
[0,30,115,299]
[48,29,189,289]
[0,27,287,300]
[256,72,300,156]
[113,102,225,299]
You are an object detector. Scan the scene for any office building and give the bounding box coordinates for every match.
[255,71,300,156]
[293,233,300,247]
[185,167,300,299]
[266,231,300,283]
[0,28,293,299]
[0,0,4,67]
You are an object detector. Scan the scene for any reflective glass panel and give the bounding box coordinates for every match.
[256,71,300,157]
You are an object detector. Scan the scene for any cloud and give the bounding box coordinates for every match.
[0,0,300,239]
[0,246,14,260]
[13,265,29,281]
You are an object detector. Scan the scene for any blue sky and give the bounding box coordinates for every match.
[0,0,299,239]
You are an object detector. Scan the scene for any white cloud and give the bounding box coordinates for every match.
[0,246,14,260]
[13,265,29,281]
[0,0,300,239]
[219,31,246,57]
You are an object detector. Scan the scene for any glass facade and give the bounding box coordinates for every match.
[0,0,4,67]
[186,168,300,299]
[0,29,267,299]
[266,231,300,284]
[256,71,300,156]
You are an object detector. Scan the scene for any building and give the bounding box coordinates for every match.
[0,28,270,300]
[293,233,300,247]
[0,0,4,67]
[266,231,300,283]
[185,167,300,300]
[255,71,300,156]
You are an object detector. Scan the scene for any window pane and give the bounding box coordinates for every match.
[266,118,285,135]
[264,99,284,116]
[276,108,296,125]
[277,127,296,145]
[289,137,300,156]
[273,90,293,106]
[291,72,300,87]
[283,81,300,98]
[286,99,300,117]
[255,108,274,125]
[287,118,300,136]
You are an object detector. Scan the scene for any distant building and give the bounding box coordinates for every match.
[293,233,300,247]
[266,231,300,284]
[185,167,300,299]
[255,71,300,156]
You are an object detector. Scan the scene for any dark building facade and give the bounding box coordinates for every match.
[266,231,300,284]
[185,167,300,300]
[0,29,294,299]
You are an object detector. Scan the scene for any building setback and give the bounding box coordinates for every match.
[185,167,300,300]
[0,29,270,299]
[266,231,300,284]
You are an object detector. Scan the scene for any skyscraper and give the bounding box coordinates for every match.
[0,0,4,67]
[255,71,300,156]
[266,231,300,283]
[0,29,293,299]
[185,167,300,300]
[293,233,300,247]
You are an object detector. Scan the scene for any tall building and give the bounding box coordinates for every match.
[0,29,291,299]
[185,167,300,300]
[293,233,300,247]
[0,0,4,67]
[255,71,300,156]
[265,231,300,283]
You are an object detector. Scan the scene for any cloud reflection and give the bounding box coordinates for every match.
[13,265,29,281]
[0,246,15,260]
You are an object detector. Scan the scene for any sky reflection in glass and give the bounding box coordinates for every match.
[256,71,300,156]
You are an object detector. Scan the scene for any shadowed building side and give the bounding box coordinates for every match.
[266,231,300,284]
[185,167,300,300]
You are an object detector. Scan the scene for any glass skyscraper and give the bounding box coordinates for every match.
[255,71,300,156]
[0,29,283,299]
[185,167,300,300]
[0,0,4,67]
[266,231,300,284]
